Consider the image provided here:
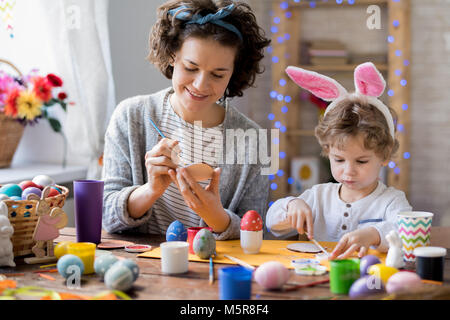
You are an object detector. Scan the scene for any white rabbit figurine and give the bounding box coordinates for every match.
[0,201,16,267]
[385,230,405,269]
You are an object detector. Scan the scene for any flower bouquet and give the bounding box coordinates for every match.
[0,59,69,167]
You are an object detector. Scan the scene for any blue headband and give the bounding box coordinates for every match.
[168,4,243,41]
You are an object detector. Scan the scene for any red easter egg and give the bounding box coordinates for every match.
[240,210,263,231]
[19,180,42,191]
[47,187,60,197]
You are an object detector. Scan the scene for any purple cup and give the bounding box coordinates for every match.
[73,180,104,244]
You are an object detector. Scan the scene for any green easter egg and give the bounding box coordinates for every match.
[193,229,216,259]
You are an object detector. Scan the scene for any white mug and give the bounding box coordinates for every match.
[240,230,263,254]
[160,241,189,274]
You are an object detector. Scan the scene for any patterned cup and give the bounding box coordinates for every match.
[397,211,433,262]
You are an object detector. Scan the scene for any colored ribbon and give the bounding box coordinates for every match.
[168,4,243,41]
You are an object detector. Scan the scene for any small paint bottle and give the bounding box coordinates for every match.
[413,246,447,281]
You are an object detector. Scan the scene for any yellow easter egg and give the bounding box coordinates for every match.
[54,241,73,259]
[368,264,398,283]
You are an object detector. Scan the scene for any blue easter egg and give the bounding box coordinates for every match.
[166,220,188,241]
[21,187,42,200]
[0,184,23,198]
[94,254,119,278]
[57,254,85,279]
[104,264,134,291]
[114,259,140,281]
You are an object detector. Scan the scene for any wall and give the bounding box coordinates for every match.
[249,0,450,226]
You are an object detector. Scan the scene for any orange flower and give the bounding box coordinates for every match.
[4,87,20,117]
[32,76,52,103]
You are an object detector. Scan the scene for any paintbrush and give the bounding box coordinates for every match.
[209,256,214,285]
[223,254,255,271]
[305,232,330,257]
[149,118,188,167]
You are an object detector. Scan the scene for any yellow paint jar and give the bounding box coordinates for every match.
[67,242,96,274]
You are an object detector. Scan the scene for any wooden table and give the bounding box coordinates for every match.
[2,227,450,301]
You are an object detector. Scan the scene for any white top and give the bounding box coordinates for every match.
[414,247,447,258]
[266,181,412,251]
[147,97,224,235]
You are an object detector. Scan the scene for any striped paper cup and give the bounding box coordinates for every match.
[397,211,433,262]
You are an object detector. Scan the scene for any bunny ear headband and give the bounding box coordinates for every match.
[285,62,395,139]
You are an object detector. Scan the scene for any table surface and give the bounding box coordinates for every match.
[2,227,450,300]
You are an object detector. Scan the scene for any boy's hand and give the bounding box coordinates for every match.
[329,227,381,260]
[286,199,314,239]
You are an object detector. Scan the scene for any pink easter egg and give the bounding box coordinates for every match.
[47,187,60,197]
[386,271,422,294]
[254,261,290,290]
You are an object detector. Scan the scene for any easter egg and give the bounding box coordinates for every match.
[114,259,140,281]
[32,175,55,188]
[166,220,188,241]
[19,180,41,191]
[240,210,263,231]
[0,194,10,201]
[57,254,85,279]
[360,255,381,276]
[21,187,42,200]
[386,271,422,294]
[193,228,216,259]
[185,163,214,182]
[54,241,73,259]
[367,264,398,284]
[94,254,119,278]
[254,261,290,290]
[104,263,135,292]
[349,275,386,298]
[47,187,61,197]
[10,196,22,201]
[0,184,23,198]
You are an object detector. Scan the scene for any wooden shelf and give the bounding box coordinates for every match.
[287,129,316,137]
[296,64,388,72]
[292,0,388,8]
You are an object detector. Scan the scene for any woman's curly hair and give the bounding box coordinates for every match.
[314,95,399,161]
[147,0,270,98]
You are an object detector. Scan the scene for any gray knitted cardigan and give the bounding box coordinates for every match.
[101,87,270,240]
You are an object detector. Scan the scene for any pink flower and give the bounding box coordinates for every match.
[0,74,19,105]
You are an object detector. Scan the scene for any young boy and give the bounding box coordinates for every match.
[266,63,412,259]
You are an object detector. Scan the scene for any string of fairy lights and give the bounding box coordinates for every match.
[267,0,410,199]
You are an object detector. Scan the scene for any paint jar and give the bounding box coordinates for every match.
[414,246,447,281]
[329,258,360,295]
[160,241,189,274]
[187,227,212,254]
[67,242,96,274]
[219,266,253,300]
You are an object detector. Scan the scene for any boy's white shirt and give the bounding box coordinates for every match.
[266,181,412,251]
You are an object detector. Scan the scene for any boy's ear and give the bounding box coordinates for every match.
[354,62,386,98]
[285,66,348,101]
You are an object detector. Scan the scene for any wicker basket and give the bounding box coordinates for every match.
[1,184,69,257]
[0,59,26,168]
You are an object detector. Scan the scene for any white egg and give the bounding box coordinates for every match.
[32,175,55,187]
[254,261,290,290]
[185,163,214,182]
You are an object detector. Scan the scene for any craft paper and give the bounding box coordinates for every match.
[138,240,386,270]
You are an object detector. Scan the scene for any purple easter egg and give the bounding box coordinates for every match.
[22,187,42,200]
[360,255,381,276]
[349,275,386,298]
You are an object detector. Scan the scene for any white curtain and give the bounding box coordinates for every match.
[0,0,116,179]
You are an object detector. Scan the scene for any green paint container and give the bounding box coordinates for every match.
[329,258,360,295]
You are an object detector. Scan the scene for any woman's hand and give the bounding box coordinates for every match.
[286,199,314,239]
[169,166,230,233]
[145,138,180,197]
[329,227,381,260]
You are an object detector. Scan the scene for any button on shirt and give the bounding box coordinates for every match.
[266,181,412,251]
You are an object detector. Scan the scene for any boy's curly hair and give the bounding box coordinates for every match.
[314,95,399,161]
[147,0,270,98]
